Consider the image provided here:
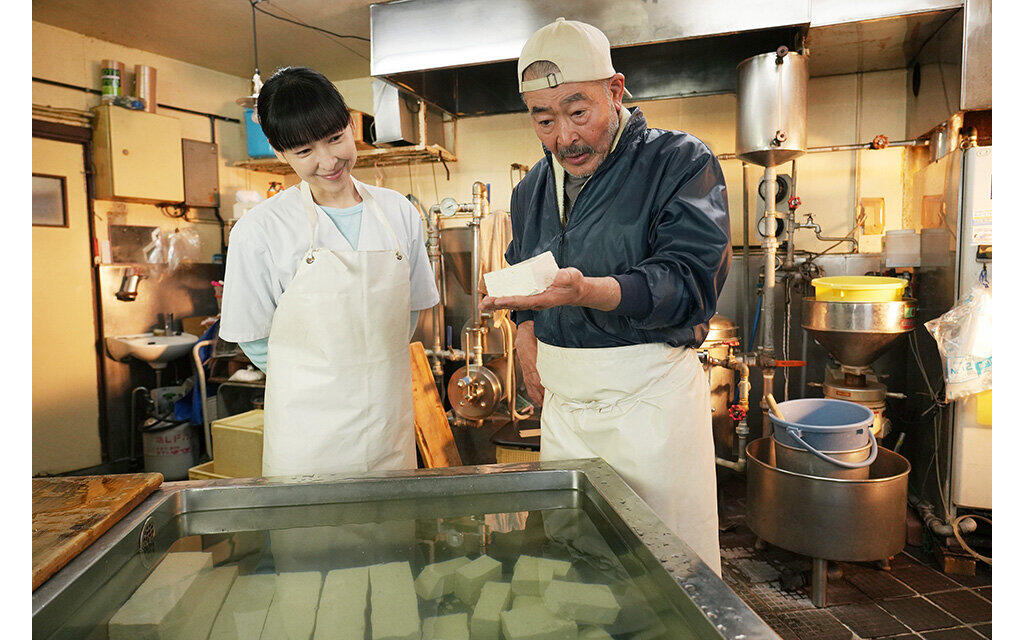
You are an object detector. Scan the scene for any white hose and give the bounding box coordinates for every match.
[952,514,992,565]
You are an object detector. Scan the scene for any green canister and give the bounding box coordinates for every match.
[100,59,125,102]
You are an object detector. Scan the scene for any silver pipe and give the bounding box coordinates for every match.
[811,558,828,607]
[741,163,751,350]
[796,218,860,252]
[908,494,978,537]
[717,138,927,160]
[715,355,751,472]
[469,181,488,367]
[426,205,445,377]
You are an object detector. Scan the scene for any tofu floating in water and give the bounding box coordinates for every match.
[483,251,559,298]
[470,582,512,640]
[511,556,572,596]
[209,573,276,640]
[422,613,470,640]
[261,572,324,640]
[453,555,503,606]
[578,627,614,640]
[415,557,471,600]
[314,567,369,640]
[500,606,577,640]
[542,581,620,626]
[370,562,420,640]
[170,566,239,640]
[512,595,545,611]
[108,551,213,640]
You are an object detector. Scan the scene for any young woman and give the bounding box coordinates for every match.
[220,67,438,477]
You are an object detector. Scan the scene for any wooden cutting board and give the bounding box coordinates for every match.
[32,473,163,590]
[410,342,462,468]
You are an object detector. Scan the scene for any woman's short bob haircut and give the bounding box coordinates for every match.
[256,66,352,152]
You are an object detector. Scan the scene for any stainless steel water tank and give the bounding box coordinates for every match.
[735,49,808,167]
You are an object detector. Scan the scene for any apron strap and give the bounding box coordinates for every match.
[352,179,405,258]
[299,181,320,255]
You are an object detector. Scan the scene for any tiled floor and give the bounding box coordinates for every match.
[718,478,992,640]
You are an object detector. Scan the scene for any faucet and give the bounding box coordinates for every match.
[163,313,176,336]
[115,267,147,301]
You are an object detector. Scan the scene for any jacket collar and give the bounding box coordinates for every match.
[547,106,646,224]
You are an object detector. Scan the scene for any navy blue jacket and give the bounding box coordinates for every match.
[505,107,731,349]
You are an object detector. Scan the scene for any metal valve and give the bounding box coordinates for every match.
[775,46,789,63]
[787,196,801,210]
[772,130,788,146]
[728,405,747,422]
[871,134,889,150]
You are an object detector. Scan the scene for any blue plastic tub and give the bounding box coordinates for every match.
[770,398,876,473]
[244,108,276,159]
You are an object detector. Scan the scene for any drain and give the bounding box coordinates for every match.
[139,518,156,567]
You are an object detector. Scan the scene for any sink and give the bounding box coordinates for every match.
[105,332,199,369]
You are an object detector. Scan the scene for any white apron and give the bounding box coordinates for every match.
[262,180,416,477]
[536,341,722,576]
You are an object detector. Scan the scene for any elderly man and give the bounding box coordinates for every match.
[481,18,731,574]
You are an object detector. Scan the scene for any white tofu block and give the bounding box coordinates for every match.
[578,627,614,640]
[453,555,503,606]
[209,574,277,640]
[511,556,571,596]
[415,556,471,600]
[470,582,512,640]
[261,572,324,640]
[542,581,620,626]
[370,562,420,640]
[512,595,545,610]
[313,567,369,640]
[422,613,470,640]
[483,251,559,298]
[108,551,214,640]
[500,606,577,640]
[167,566,239,640]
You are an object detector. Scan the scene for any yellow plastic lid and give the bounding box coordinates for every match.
[812,276,908,302]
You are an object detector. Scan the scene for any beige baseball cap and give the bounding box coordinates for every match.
[518,17,630,96]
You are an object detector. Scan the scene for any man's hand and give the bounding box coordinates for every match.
[514,321,544,407]
[480,268,621,313]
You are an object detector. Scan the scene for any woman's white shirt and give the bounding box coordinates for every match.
[220,179,439,343]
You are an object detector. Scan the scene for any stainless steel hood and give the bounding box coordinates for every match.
[370,0,964,117]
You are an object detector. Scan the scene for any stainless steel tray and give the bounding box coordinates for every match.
[33,459,778,640]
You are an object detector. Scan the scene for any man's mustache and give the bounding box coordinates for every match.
[557,143,595,159]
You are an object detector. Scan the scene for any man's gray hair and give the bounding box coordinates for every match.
[520,60,613,103]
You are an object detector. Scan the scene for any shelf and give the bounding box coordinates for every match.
[232,144,457,176]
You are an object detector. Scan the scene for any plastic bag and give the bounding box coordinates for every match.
[166,228,201,272]
[142,227,166,264]
[924,283,992,401]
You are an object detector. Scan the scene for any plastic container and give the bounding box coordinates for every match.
[770,399,877,479]
[211,409,263,478]
[811,276,908,302]
[244,108,276,158]
[920,228,954,267]
[188,460,230,480]
[884,229,921,267]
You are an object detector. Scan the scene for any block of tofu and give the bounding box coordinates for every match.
[415,556,471,600]
[313,567,369,640]
[209,573,277,640]
[499,606,577,640]
[542,581,620,626]
[260,572,324,640]
[512,595,545,610]
[483,251,559,298]
[167,565,239,640]
[108,551,214,640]
[453,555,503,606]
[511,556,572,596]
[470,582,512,640]
[422,613,470,640]
[370,562,420,640]
[578,627,614,640]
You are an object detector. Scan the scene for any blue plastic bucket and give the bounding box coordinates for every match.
[770,398,877,476]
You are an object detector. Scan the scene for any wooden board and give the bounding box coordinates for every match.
[32,473,163,590]
[410,342,462,468]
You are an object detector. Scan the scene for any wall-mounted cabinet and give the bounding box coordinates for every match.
[91,105,184,204]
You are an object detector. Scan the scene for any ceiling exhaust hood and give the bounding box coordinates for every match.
[370,0,964,117]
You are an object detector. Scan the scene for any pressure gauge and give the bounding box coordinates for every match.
[440,197,459,217]
[757,215,786,239]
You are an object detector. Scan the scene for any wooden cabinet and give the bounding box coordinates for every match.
[91,105,184,203]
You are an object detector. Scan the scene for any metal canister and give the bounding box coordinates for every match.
[100,59,125,102]
[134,65,157,113]
[697,315,740,457]
[735,49,808,168]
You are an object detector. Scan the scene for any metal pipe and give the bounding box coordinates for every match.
[717,138,927,160]
[811,558,828,607]
[908,494,978,537]
[759,165,778,433]
[796,216,859,252]
[192,339,214,459]
[468,181,488,367]
[715,355,752,473]
[425,204,446,377]
[742,163,751,350]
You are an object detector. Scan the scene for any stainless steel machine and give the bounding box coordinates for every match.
[32,460,779,640]
[803,297,917,437]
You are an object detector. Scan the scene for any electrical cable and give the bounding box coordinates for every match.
[952,514,992,565]
[252,2,370,42]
